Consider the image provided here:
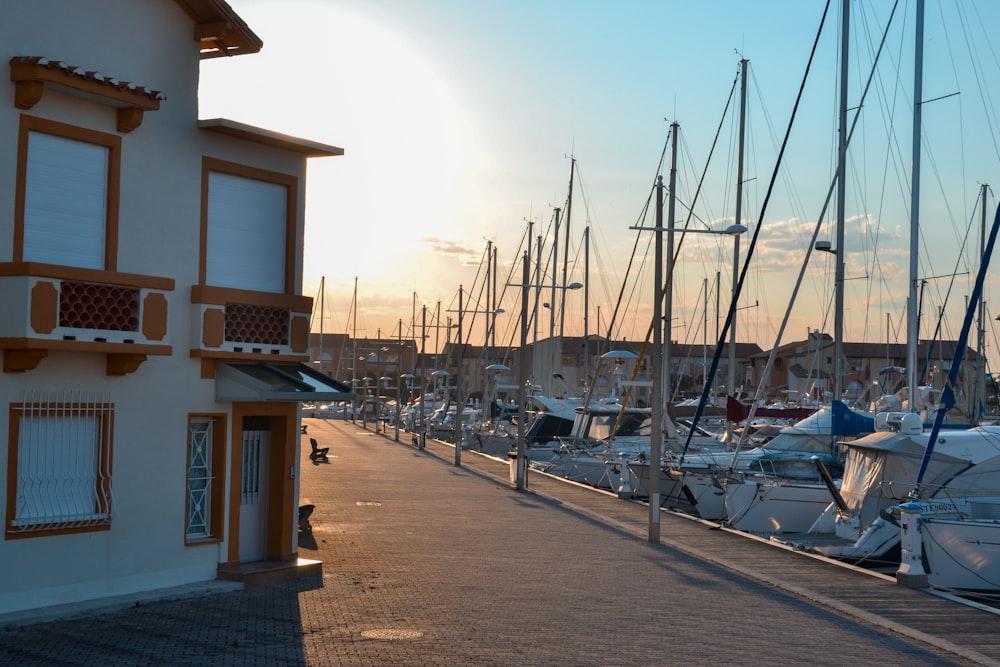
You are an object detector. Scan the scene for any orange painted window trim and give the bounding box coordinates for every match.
[13,115,121,271]
[6,401,115,539]
[199,156,298,294]
[185,414,227,546]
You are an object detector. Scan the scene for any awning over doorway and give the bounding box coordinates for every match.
[217,363,355,402]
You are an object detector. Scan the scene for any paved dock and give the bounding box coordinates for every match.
[3,418,1000,666]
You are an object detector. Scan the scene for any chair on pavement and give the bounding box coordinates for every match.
[298,504,315,532]
[309,437,329,461]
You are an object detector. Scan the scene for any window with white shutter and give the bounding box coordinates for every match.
[205,166,290,293]
[15,115,120,270]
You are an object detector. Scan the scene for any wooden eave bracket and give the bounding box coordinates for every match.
[192,20,261,58]
[194,21,235,43]
[194,22,238,57]
[107,352,148,376]
[3,349,150,375]
[4,349,47,373]
[9,58,163,133]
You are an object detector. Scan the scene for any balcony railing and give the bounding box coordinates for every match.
[190,285,311,364]
[0,262,173,374]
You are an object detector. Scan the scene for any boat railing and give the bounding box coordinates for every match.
[881,481,1000,520]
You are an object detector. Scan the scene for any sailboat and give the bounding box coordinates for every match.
[706,0,877,534]
[630,14,880,523]
[771,0,998,564]
[895,190,1000,593]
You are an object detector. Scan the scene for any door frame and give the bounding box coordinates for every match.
[225,401,298,565]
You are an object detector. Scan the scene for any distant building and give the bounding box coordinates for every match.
[326,329,984,413]
[750,331,984,407]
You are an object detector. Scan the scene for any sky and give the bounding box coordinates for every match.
[199,0,1000,370]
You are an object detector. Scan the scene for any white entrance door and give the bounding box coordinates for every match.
[239,426,270,561]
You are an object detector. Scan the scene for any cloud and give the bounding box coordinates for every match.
[419,237,479,260]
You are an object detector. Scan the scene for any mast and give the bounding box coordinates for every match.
[351,276,358,423]
[492,242,499,351]
[550,207,560,394]
[534,232,542,348]
[485,239,492,364]
[703,277,709,389]
[515,250,530,490]
[435,301,442,364]
[455,287,464,465]
[418,305,426,449]
[976,183,989,421]
[833,0,849,404]
[907,0,924,409]
[583,224,590,385]
[559,157,575,341]
[731,57,748,401]
[650,172,665,543]
[665,123,678,417]
[318,276,325,375]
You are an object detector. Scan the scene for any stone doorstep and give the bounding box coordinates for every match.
[217,558,323,589]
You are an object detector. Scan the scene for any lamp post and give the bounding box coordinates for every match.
[448,291,506,467]
[397,373,414,442]
[484,363,510,425]
[416,314,458,450]
[507,267,583,489]
[418,306,426,449]
[677,223,746,402]
[378,376,392,435]
[360,376,373,429]
[357,355,368,429]
[540,281,584,396]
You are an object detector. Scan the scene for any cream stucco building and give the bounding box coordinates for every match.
[0,0,350,615]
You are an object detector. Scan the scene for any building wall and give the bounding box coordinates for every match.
[0,1,315,614]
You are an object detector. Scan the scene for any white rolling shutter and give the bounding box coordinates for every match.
[206,171,287,293]
[23,131,108,269]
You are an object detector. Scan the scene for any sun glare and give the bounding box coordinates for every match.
[199,2,477,324]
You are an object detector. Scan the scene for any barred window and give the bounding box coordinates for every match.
[6,393,114,537]
[186,415,225,544]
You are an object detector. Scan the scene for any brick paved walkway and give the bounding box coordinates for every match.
[0,418,992,666]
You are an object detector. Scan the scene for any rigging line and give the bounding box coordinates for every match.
[963,0,1000,168]
[598,117,694,363]
[915,200,1000,489]
[717,0,901,462]
[572,164,619,313]
[613,64,741,432]
[684,0,837,454]
[669,280,711,404]
[441,244,491,389]
[442,258,492,416]
[574,130,672,413]
[919,188,985,388]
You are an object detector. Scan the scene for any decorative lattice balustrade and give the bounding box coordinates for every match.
[224,303,289,346]
[60,281,140,331]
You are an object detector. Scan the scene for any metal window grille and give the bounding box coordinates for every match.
[10,391,114,534]
[241,430,263,506]
[186,420,212,539]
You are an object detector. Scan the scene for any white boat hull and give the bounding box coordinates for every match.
[923,517,1000,592]
[723,478,835,536]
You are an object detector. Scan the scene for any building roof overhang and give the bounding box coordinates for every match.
[174,0,264,58]
[217,362,354,402]
[199,118,344,156]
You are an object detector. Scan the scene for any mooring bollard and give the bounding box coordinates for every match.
[896,502,928,588]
